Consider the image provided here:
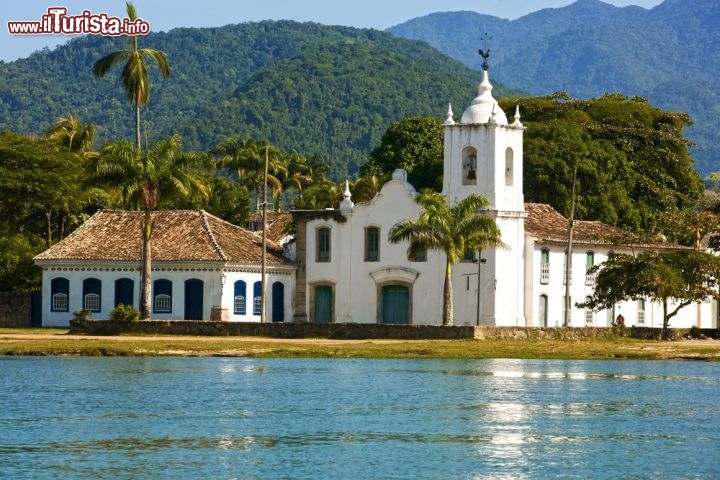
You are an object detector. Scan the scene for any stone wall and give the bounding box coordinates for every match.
[68,320,719,340]
[0,292,33,328]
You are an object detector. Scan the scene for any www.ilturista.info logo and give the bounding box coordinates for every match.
[7,7,151,35]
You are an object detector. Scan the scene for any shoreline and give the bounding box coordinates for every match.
[2,330,719,360]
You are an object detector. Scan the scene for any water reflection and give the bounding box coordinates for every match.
[1,357,719,480]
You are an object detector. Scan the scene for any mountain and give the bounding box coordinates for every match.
[387,0,720,176]
[0,21,519,180]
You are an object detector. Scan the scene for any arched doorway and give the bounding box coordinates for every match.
[115,278,134,309]
[381,284,410,324]
[272,281,284,322]
[314,285,333,324]
[184,279,204,320]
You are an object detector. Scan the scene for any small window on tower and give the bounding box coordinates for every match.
[462,147,478,185]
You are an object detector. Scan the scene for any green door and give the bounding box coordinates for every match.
[382,285,409,324]
[314,285,332,324]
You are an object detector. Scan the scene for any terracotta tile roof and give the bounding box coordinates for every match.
[247,211,294,244]
[35,210,288,264]
[524,203,623,245]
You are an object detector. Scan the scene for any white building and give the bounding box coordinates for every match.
[290,64,717,329]
[34,63,718,330]
[34,210,295,326]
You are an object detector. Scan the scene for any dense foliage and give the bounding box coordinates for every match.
[0,132,105,290]
[500,93,703,234]
[0,21,519,181]
[579,250,720,339]
[388,0,720,176]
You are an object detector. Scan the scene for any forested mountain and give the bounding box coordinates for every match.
[0,21,519,179]
[388,0,720,176]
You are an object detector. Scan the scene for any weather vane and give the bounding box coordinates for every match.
[479,32,492,71]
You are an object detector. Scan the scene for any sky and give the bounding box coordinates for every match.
[3,0,663,63]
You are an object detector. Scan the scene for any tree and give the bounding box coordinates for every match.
[212,137,285,210]
[579,250,720,339]
[92,1,170,149]
[45,115,97,155]
[388,191,504,325]
[167,175,250,226]
[364,116,444,191]
[499,93,703,232]
[87,135,212,319]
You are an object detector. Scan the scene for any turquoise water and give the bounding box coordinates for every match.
[1,357,718,479]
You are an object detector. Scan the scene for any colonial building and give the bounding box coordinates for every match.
[34,61,718,329]
[34,210,295,326]
[289,64,717,329]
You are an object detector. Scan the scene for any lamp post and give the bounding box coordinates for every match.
[475,250,487,326]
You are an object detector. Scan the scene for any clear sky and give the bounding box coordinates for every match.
[3,0,663,63]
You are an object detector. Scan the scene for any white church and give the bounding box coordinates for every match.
[35,60,718,329]
[288,62,716,329]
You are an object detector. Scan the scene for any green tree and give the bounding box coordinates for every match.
[364,116,444,191]
[500,93,703,232]
[87,135,212,319]
[45,114,97,155]
[212,137,286,210]
[388,191,504,326]
[167,175,251,226]
[0,131,96,248]
[92,1,170,149]
[579,251,720,339]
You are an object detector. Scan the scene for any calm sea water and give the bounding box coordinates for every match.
[1,356,718,479]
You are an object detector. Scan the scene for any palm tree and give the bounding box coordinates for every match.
[389,191,504,326]
[46,114,97,155]
[92,1,169,149]
[212,137,285,210]
[87,135,212,320]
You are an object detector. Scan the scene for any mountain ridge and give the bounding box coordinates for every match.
[387,0,719,175]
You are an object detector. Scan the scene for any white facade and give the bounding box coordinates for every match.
[35,210,296,327]
[38,261,295,327]
[291,65,718,329]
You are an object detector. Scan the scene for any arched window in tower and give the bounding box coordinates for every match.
[462,147,477,185]
[505,148,514,187]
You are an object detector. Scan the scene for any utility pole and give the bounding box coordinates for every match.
[564,165,577,327]
[261,145,268,323]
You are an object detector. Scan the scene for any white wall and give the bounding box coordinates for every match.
[39,261,295,327]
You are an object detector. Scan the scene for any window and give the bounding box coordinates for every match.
[505,148,514,187]
[462,249,476,262]
[365,226,380,261]
[153,279,172,313]
[317,227,331,262]
[234,280,247,315]
[82,278,101,312]
[253,281,262,316]
[585,252,595,285]
[539,294,548,327]
[412,248,427,262]
[584,296,594,325]
[540,249,550,284]
[51,277,69,312]
[462,147,478,185]
[638,299,646,325]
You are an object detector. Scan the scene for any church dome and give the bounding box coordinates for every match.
[460,70,508,125]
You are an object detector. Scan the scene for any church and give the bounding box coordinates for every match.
[288,61,716,329]
[34,59,718,329]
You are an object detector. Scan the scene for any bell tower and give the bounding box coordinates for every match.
[442,45,527,327]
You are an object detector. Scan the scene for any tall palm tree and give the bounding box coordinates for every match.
[92,1,169,149]
[87,135,212,320]
[389,191,504,326]
[46,114,97,155]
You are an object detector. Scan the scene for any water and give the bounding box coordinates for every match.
[1,357,718,479]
